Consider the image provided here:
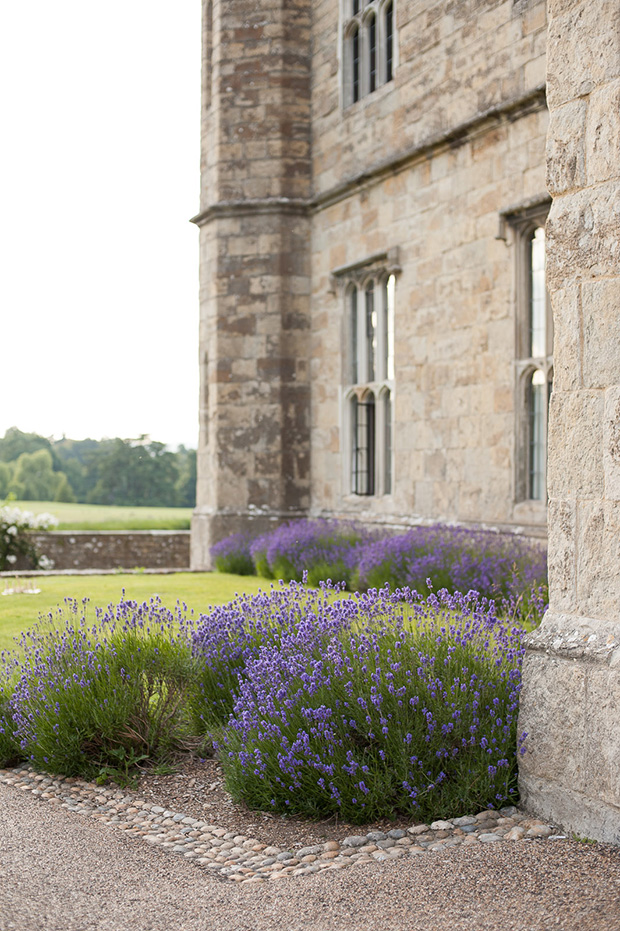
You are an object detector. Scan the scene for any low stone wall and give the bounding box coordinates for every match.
[18,531,190,572]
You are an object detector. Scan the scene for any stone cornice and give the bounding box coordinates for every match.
[190,197,310,227]
[190,85,547,225]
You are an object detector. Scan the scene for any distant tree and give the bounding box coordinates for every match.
[0,427,55,465]
[0,429,196,507]
[174,446,197,507]
[0,462,12,498]
[9,449,74,502]
[88,437,181,507]
[53,472,77,503]
[53,437,102,501]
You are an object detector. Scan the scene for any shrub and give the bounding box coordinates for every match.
[0,657,21,767]
[211,532,255,576]
[3,595,200,778]
[189,580,372,729]
[249,519,380,588]
[218,587,526,824]
[354,525,547,624]
[0,503,58,571]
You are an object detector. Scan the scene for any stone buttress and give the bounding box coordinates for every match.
[190,0,312,568]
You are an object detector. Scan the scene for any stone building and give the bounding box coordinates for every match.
[190,0,551,568]
[191,0,620,844]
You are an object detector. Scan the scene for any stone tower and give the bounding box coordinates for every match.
[190,0,313,568]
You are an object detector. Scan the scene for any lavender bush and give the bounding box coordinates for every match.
[249,520,380,588]
[1,579,532,821]
[189,580,383,729]
[210,532,255,576]
[1,595,200,778]
[354,525,547,625]
[212,520,547,624]
[218,586,527,823]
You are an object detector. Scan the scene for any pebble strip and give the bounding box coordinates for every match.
[0,764,567,884]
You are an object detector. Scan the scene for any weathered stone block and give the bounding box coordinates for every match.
[582,279,620,388]
[576,500,620,619]
[546,183,620,289]
[547,498,576,614]
[547,1,620,108]
[545,99,587,196]
[547,390,604,499]
[519,651,588,792]
[583,665,620,807]
[586,79,620,185]
[550,285,582,391]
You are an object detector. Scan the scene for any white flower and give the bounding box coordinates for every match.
[6,554,17,565]
[35,513,59,530]
[38,555,54,570]
[6,525,17,536]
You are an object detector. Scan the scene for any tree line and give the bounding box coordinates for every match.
[0,428,196,508]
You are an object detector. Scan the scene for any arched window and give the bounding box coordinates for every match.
[343,1,396,107]
[344,269,396,497]
[509,205,552,507]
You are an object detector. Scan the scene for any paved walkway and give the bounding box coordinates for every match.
[2,781,620,931]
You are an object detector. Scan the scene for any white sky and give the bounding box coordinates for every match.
[0,2,202,450]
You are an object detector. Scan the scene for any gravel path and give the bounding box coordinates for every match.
[2,777,620,930]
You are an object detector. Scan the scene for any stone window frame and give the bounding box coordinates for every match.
[501,199,553,512]
[341,0,397,108]
[331,249,400,499]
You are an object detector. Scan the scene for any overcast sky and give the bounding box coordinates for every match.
[0,2,202,449]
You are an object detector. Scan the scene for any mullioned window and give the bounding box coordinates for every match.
[343,0,396,107]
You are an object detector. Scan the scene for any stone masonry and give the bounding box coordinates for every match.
[190,0,313,568]
[191,1,551,569]
[519,0,620,843]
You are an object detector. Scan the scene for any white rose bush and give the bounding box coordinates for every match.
[0,504,57,571]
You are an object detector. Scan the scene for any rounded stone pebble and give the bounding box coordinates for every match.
[0,764,557,885]
[296,845,323,858]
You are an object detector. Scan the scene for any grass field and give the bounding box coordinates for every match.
[7,501,193,531]
[0,572,268,654]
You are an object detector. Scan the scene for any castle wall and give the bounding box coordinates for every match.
[310,0,547,197]
[309,0,549,534]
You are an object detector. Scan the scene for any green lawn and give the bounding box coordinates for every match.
[0,572,268,654]
[8,501,193,530]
